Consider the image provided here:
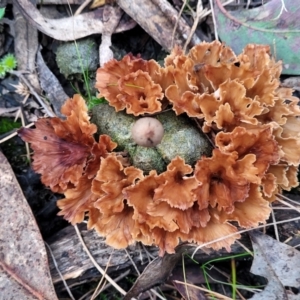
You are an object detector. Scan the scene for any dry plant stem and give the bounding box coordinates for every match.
[270,205,280,241]
[235,240,253,256]
[74,0,93,16]
[283,236,293,244]
[9,71,55,117]
[173,280,233,300]
[0,122,34,144]
[142,244,155,261]
[78,271,131,300]
[236,288,247,300]
[191,216,300,258]
[183,0,205,52]
[182,255,189,300]
[45,242,75,300]
[197,0,235,20]
[276,196,300,212]
[14,94,30,122]
[91,250,113,300]
[125,249,140,275]
[0,107,20,115]
[73,225,128,297]
[19,107,31,163]
[171,0,188,49]
[209,0,219,40]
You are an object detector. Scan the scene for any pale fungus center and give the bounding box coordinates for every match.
[131,117,164,147]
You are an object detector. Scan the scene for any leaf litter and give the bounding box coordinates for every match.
[249,230,300,299]
[0,151,57,300]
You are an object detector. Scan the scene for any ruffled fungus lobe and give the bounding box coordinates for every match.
[131,117,164,147]
[20,41,300,256]
[154,156,198,209]
[95,54,164,116]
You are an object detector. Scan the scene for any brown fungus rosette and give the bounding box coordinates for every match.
[19,41,300,256]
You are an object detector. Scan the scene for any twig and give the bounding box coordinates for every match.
[171,0,188,49]
[90,250,114,300]
[74,0,93,16]
[235,240,253,257]
[19,106,31,163]
[78,270,131,300]
[74,225,129,297]
[173,280,234,300]
[0,122,34,144]
[14,94,30,122]
[270,205,280,241]
[276,196,300,212]
[209,0,219,41]
[45,242,75,300]
[183,0,205,52]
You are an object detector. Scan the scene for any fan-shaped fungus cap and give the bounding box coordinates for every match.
[131,117,164,147]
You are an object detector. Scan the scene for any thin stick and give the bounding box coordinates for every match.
[276,195,300,211]
[183,0,204,52]
[235,240,253,257]
[74,0,93,16]
[270,205,280,241]
[171,0,188,49]
[74,225,128,297]
[0,122,34,144]
[90,250,114,300]
[78,270,131,300]
[173,280,234,300]
[209,0,219,41]
[14,94,30,122]
[45,242,75,300]
[19,107,31,163]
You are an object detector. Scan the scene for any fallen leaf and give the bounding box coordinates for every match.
[249,230,300,300]
[0,151,58,300]
[214,0,300,74]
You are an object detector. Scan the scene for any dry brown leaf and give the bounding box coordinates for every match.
[249,230,300,300]
[0,151,58,300]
